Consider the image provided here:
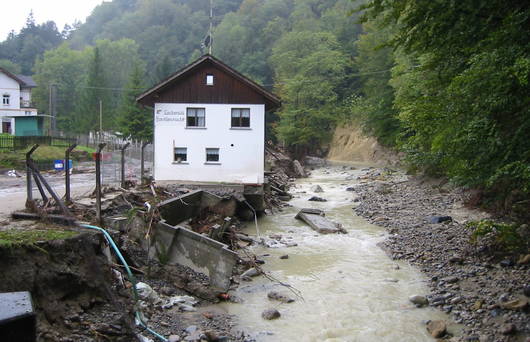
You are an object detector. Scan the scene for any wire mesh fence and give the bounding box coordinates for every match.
[98,141,154,187]
[42,132,154,187]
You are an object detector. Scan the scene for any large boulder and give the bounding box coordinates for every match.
[293,160,306,178]
[310,185,324,193]
[262,308,281,320]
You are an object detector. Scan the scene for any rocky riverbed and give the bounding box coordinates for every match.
[352,167,529,341]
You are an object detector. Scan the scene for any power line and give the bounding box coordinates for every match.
[0,65,421,92]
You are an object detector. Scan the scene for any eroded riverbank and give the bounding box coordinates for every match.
[221,165,455,341]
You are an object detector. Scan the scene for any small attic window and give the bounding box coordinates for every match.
[206,74,214,86]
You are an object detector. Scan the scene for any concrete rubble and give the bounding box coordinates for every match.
[295,208,347,234]
[1,144,308,341]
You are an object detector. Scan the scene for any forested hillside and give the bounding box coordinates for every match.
[0,0,528,217]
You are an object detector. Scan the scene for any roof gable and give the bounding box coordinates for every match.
[137,55,281,111]
[0,67,36,88]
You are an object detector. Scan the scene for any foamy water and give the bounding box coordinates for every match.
[221,165,449,342]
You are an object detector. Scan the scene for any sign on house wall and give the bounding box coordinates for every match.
[155,108,185,124]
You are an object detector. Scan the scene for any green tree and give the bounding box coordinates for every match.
[117,63,152,141]
[352,16,399,146]
[0,13,63,74]
[359,0,530,216]
[271,30,350,154]
[75,46,109,133]
[32,43,91,132]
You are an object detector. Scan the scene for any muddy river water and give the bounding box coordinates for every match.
[221,165,449,341]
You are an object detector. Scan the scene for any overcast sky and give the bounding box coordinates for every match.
[2,0,105,40]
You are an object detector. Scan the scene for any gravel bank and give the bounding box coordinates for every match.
[352,168,529,341]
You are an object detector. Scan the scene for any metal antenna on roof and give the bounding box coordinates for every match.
[209,0,213,54]
[201,0,213,54]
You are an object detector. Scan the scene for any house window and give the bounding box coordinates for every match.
[174,147,187,162]
[186,108,205,127]
[2,94,9,106]
[231,108,250,127]
[206,74,214,86]
[205,148,219,162]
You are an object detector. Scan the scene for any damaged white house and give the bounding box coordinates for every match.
[136,54,281,184]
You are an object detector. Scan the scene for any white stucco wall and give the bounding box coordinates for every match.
[154,103,265,184]
[0,72,21,109]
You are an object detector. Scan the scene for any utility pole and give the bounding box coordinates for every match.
[48,83,57,135]
[99,99,103,139]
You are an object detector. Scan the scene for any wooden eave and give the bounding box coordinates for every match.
[136,54,281,111]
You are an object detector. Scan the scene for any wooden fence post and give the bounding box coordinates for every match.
[95,143,106,226]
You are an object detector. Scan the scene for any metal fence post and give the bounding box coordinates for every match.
[95,143,106,226]
[120,142,130,188]
[25,144,39,206]
[140,142,150,185]
[65,143,77,203]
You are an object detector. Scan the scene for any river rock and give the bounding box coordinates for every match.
[499,298,528,310]
[523,285,530,297]
[499,259,514,267]
[308,196,327,202]
[449,255,463,264]
[168,335,181,342]
[267,291,295,303]
[500,323,516,335]
[444,276,459,284]
[427,215,452,223]
[279,255,289,259]
[262,308,281,320]
[311,185,324,193]
[242,268,260,278]
[517,254,530,265]
[160,286,176,296]
[471,300,483,310]
[426,320,447,338]
[409,295,429,307]
[184,325,197,334]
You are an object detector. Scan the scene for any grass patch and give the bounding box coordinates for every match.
[74,145,96,154]
[0,229,78,247]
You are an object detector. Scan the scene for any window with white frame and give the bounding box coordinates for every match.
[231,108,250,128]
[2,94,9,106]
[174,147,187,162]
[206,74,214,86]
[186,108,205,127]
[205,148,219,162]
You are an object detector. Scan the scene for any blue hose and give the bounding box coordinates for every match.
[80,224,168,342]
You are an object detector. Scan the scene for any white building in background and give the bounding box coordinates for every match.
[137,54,281,184]
[0,67,38,134]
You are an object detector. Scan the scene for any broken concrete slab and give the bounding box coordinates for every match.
[0,291,36,342]
[295,208,346,234]
[151,221,239,291]
[158,190,237,226]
